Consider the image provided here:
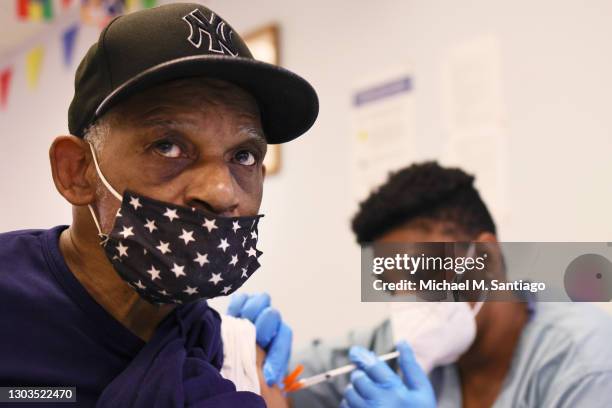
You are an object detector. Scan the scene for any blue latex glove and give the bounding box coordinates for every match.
[340,342,436,408]
[227,293,292,387]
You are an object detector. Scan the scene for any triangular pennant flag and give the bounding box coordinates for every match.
[0,67,13,109]
[42,0,53,21]
[61,0,73,8]
[26,46,44,89]
[17,0,30,20]
[125,0,138,12]
[62,24,79,67]
[28,0,43,21]
[142,0,156,8]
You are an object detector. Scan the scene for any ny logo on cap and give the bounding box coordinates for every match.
[182,9,238,56]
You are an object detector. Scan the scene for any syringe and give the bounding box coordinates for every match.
[284,350,400,392]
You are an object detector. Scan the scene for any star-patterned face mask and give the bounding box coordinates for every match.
[86,143,263,305]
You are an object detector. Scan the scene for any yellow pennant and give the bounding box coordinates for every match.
[26,46,44,90]
[125,0,138,12]
[28,1,44,22]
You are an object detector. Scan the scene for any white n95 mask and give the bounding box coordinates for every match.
[389,301,483,373]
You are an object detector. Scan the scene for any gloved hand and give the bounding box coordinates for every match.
[340,342,436,408]
[227,293,292,387]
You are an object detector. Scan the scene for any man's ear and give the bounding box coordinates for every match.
[262,163,267,180]
[49,135,96,206]
[475,231,497,243]
[474,231,503,280]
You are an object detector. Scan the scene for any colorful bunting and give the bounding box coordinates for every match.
[62,24,79,67]
[0,68,13,109]
[7,0,158,107]
[26,46,44,90]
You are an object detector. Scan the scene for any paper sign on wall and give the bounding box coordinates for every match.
[351,69,416,203]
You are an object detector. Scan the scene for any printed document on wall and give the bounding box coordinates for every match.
[350,68,416,203]
[441,36,509,222]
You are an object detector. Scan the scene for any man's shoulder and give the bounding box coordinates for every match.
[0,226,67,291]
[519,303,612,381]
[529,303,612,354]
[506,303,612,406]
[0,225,65,251]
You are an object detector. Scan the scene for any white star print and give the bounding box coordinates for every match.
[163,208,179,222]
[241,268,248,278]
[203,218,218,232]
[147,265,161,281]
[251,231,258,240]
[242,236,247,247]
[218,238,230,252]
[171,263,186,278]
[194,252,209,267]
[116,208,122,217]
[232,220,241,233]
[229,254,238,266]
[129,196,142,210]
[135,280,146,290]
[245,247,257,257]
[178,229,195,245]
[175,299,183,304]
[144,219,157,233]
[184,286,199,295]
[119,226,134,239]
[222,285,232,295]
[158,289,169,296]
[156,241,171,254]
[117,242,128,257]
[209,273,223,285]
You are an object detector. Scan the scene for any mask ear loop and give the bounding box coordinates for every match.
[87,142,123,246]
[88,205,109,246]
[466,243,488,316]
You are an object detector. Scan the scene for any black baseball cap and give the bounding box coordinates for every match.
[68,2,319,144]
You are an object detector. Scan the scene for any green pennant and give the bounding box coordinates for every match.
[42,0,53,21]
[142,0,157,8]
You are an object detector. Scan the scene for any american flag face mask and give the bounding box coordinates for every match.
[87,143,263,305]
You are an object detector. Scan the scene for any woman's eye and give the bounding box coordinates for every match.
[153,141,183,158]
[234,150,256,166]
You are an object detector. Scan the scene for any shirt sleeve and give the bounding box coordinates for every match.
[546,372,612,408]
[220,315,260,395]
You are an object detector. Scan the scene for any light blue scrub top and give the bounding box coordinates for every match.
[289,302,612,407]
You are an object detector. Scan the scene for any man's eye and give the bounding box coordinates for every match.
[234,150,256,166]
[153,141,183,158]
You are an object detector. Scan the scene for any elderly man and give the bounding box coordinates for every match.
[0,3,317,407]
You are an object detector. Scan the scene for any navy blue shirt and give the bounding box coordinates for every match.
[0,226,145,406]
[0,226,264,407]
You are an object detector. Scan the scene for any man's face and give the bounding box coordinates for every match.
[91,78,266,232]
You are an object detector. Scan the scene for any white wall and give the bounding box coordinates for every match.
[2,0,612,347]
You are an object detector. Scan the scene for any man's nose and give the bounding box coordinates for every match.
[185,162,239,217]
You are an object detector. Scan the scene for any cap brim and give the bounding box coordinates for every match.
[94,55,319,144]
